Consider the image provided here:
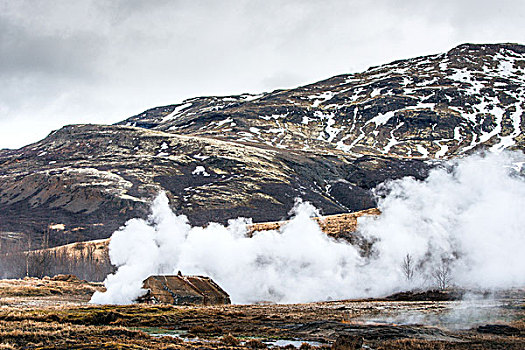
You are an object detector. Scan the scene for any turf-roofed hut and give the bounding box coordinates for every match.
[137,274,231,305]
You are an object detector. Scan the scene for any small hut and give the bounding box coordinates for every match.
[137,274,231,306]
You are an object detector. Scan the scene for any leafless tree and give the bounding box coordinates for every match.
[0,238,28,278]
[0,236,115,281]
[401,253,415,281]
[432,260,452,290]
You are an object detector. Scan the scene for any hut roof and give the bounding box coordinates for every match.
[139,275,231,305]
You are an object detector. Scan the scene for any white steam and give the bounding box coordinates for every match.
[360,151,525,291]
[90,152,525,305]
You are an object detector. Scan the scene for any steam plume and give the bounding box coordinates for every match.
[91,152,525,304]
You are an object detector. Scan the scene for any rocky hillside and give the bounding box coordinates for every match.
[119,43,525,158]
[0,43,523,247]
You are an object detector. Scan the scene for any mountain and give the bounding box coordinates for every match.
[0,43,523,248]
[118,43,525,157]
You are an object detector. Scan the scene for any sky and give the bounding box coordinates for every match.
[1,0,524,149]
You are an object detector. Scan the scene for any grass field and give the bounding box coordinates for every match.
[0,277,523,349]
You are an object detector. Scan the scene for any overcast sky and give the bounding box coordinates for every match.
[1,0,524,149]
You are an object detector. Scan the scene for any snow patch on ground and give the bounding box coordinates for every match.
[366,111,395,126]
[193,153,210,161]
[162,103,192,122]
[416,145,429,158]
[491,102,523,152]
[192,166,210,177]
[309,91,335,107]
[434,140,450,158]
[216,117,234,127]
[314,111,342,143]
[382,122,404,154]
[242,93,265,102]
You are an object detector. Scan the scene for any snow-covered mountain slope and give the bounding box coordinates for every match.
[119,43,525,158]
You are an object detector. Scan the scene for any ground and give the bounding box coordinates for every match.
[0,277,523,349]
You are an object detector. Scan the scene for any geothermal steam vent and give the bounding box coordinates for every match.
[137,274,231,305]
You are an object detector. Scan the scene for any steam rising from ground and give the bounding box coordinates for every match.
[91,152,525,305]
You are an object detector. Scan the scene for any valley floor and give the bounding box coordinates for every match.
[0,278,523,349]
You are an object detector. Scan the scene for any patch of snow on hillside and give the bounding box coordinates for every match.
[336,135,352,152]
[221,97,240,102]
[162,103,192,122]
[370,88,382,97]
[382,122,404,154]
[366,111,395,126]
[416,144,429,158]
[61,168,133,198]
[493,51,519,78]
[242,93,265,102]
[401,77,412,87]
[192,166,210,177]
[454,126,464,143]
[260,113,288,121]
[449,69,483,94]
[314,111,342,142]
[417,77,439,87]
[216,117,234,127]
[193,154,210,161]
[404,102,435,111]
[268,127,285,134]
[309,91,335,107]
[498,60,514,77]
[434,140,450,158]
[491,101,523,152]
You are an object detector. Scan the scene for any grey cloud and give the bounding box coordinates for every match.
[0,19,106,80]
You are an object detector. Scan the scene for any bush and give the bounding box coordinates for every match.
[221,333,240,346]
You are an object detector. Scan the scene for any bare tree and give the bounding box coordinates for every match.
[27,250,53,278]
[432,260,452,290]
[0,233,115,281]
[401,253,415,281]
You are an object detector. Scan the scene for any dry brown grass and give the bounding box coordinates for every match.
[247,208,380,237]
[376,337,525,350]
[0,285,522,349]
[37,239,110,261]
[221,334,241,346]
[245,339,267,349]
[0,319,155,349]
[0,277,104,299]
